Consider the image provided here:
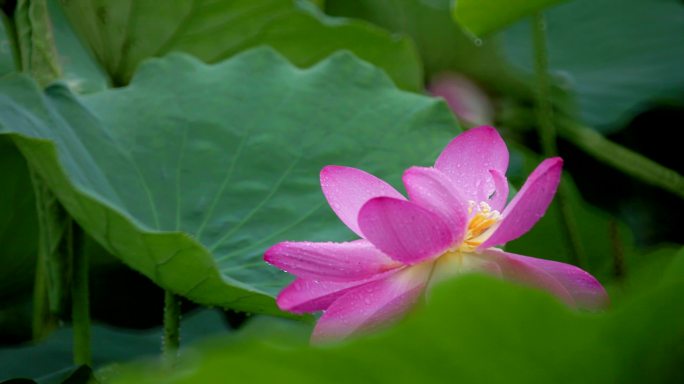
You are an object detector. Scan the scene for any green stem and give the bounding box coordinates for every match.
[556,182,586,266]
[29,167,59,340]
[15,0,61,85]
[502,106,684,199]
[17,0,64,342]
[558,121,684,199]
[163,290,181,366]
[532,12,556,156]
[609,220,626,280]
[31,247,51,339]
[18,0,86,358]
[532,12,585,267]
[69,221,91,365]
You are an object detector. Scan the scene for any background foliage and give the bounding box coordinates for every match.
[0,0,682,382]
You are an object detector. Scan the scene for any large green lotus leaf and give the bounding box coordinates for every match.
[59,0,422,90]
[451,0,567,37]
[503,0,684,131]
[0,138,38,305]
[0,48,459,315]
[106,248,684,384]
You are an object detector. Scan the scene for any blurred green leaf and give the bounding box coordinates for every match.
[451,0,567,37]
[58,0,422,90]
[611,244,683,304]
[0,365,95,384]
[0,310,227,381]
[602,247,684,383]
[503,0,684,131]
[326,0,528,95]
[36,365,94,384]
[0,48,460,315]
[106,247,684,383]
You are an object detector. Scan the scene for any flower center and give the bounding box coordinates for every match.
[459,201,501,253]
[428,201,502,285]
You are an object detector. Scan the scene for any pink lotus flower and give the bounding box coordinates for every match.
[265,126,608,343]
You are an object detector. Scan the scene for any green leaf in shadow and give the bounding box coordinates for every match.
[452,0,567,37]
[325,0,528,96]
[0,310,227,381]
[0,138,37,305]
[59,0,423,90]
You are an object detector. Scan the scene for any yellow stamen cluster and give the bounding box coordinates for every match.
[433,201,502,275]
[460,201,500,253]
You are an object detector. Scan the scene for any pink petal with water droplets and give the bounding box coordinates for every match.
[264,240,399,282]
[494,252,608,310]
[475,249,575,306]
[276,272,396,314]
[434,126,509,202]
[479,157,563,249]
[320,166,405,237]
[403,166,469,243]
[486,169,509,212]
[312,264,431,343]
[358,197,456,264]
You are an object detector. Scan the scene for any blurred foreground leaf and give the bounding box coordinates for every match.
[0,48,459,315]
[107,248,684,383]
[59,0,423,90]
